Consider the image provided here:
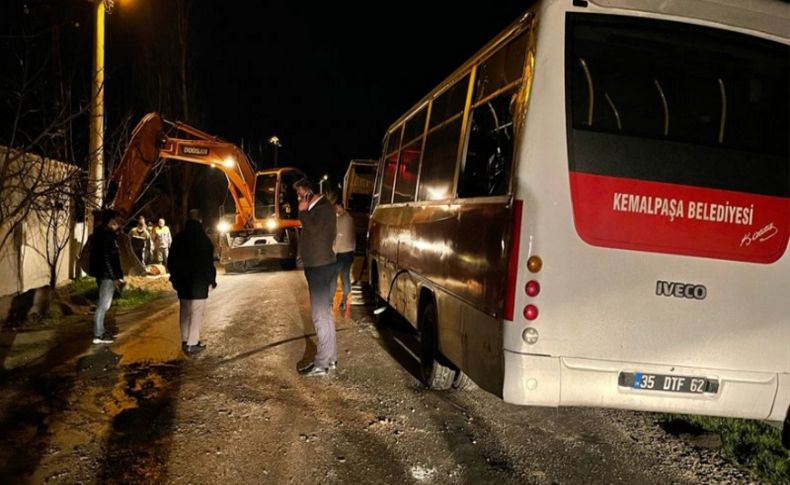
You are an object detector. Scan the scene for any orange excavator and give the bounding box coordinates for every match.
[108,112,306,275]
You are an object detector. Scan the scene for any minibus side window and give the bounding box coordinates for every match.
[371,137,386,209]
[417,75,470,202]
[394,107,427,203]
[380,126,402,205]
[458,33,527,199]
[475,33,527,100]
[418,118,463,201]
[459,89,517,198]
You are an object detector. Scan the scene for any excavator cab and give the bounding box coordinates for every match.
[215,167,305,272]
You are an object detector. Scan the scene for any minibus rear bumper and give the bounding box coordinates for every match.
[503,350,788,421]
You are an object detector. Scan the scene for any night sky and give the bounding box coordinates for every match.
[2,0,529,196]
[110,0,529,183]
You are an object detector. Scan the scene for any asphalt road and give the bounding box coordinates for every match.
[0,269,749,484]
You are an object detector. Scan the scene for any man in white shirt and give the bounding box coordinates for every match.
[330,201,355,311]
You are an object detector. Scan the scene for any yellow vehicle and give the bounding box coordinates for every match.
[342,159,377,256]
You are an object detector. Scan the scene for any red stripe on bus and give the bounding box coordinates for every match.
[503,199,524,321]
[569,172,790,263]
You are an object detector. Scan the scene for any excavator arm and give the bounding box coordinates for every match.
[109,112,257,230]
[107,112,261,275]
[107,112,305,276]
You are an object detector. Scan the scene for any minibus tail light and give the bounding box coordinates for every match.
[524,304,539,321]
[525,280,540,297]
[527,256,542,273]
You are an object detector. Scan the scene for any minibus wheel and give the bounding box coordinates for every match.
[451,369,477,392]
[419,303,454,390]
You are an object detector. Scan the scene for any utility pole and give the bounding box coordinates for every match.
[88,0,105,229]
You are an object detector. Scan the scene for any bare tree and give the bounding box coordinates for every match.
[23,160,77,288]
[126,0,202,231]
[0,4,92,288]
[0,142,85,255]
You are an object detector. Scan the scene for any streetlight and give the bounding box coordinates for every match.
[319,174,329,194]
[268,135,282,168]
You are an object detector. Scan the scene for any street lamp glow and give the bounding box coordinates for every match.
[319,174,330,193]
[223,157,235,168]
[269,136,282,168]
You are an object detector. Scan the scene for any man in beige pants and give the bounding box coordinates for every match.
[167,210,217,356]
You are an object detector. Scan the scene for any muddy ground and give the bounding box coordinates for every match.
[0,269,755,484]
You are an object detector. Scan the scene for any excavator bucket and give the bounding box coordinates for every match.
[117,233,148,276]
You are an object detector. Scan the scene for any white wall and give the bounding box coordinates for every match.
[0,147,78,297]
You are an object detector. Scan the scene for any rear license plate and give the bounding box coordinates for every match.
[618,372,719,394]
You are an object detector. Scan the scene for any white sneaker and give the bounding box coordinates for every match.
[92,334,114,344]
[298,364,328,376]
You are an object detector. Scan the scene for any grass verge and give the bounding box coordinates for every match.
[63,278,164,310]
[663,414,789,483]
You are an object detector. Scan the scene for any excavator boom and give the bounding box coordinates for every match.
[107,112,304,276]
[109,112,257,230]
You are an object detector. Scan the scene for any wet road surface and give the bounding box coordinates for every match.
[0,269,749,484]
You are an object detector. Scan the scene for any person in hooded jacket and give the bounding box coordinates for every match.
[167,210,217,356]
[88,209,124,344]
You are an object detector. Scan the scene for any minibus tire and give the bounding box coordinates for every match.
[451,370,477,392]
[419,303,454,390]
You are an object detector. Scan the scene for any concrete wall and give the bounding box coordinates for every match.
[0,147,80,301]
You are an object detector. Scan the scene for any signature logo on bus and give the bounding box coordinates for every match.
[656,281,707,300]
[740,222,778,248]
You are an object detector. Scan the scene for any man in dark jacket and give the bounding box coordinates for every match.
[294,178,337,376]
[88,209,124,344]
[167,210,217,356]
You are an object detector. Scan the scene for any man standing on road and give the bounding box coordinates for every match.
[88,209,125,345]
[168,210,217,356]
[329,201,355,312]
[153,218,172,267]
[129,215,150,265]
[294,178,337,376]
